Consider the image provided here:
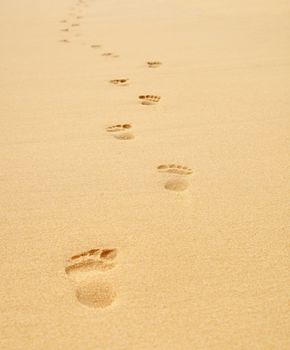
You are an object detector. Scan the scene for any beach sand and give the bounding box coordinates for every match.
[0,0,289,349]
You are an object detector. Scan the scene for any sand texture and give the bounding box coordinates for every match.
[0,0,290,349]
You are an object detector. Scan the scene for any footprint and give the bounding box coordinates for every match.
[106,124,134,140]
[157,164,192,192]
[65,248,117,275]
[157,164,193,175]
[91,44,101,49]
[71,23,80,27]
[102,52,120,58]
[106,124,132,132]
[109,79,129,86]
[60,28,69,32]
[60,39,70,43]
[139,95,161,105]
[65,248,118,309]
[147,61,162,68]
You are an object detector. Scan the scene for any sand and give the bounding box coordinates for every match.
[0,0,289,349]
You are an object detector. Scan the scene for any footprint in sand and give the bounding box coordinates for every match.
[106,124,134,140]
[102,52,120,58]
[157,164,193,192]
[109,79,129,86]
[139,95,161,105]
[147,61,162,68]
[65,248,118,309]
[91,44,102,49]
[60,39,70,43]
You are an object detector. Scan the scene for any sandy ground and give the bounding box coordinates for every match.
[0,0,289,349]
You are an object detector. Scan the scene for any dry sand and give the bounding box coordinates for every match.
[0,0,289,349]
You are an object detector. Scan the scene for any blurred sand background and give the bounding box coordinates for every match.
[0,0,289,349]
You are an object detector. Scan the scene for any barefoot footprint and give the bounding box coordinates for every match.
[91,44,102,49]
[106,124,134,140]
[147,61,162,68]
[65,248,118,308]
[102,52,120,58]
[109,79,129,86]
[139,95,161,105]
[157,164,193,192]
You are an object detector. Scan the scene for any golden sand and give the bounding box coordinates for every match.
[0,0,289,349]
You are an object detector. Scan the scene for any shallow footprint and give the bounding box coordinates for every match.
[157,164,193,175]
[109,79,129,86]
[157,164,192,192]
[106,124,132,132]
[147,61,162,68]
[65,248,118,309]
[102,52,120,58]
[106,124,134,140]
[139,95,161,105]
[91,44,102,49]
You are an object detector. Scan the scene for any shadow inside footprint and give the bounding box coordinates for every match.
[164,179,189,192]
[65,248,117,275]
[114,133,135,140]
[76,278,116,309]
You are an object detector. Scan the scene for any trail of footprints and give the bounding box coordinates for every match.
[62,0,192,310]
